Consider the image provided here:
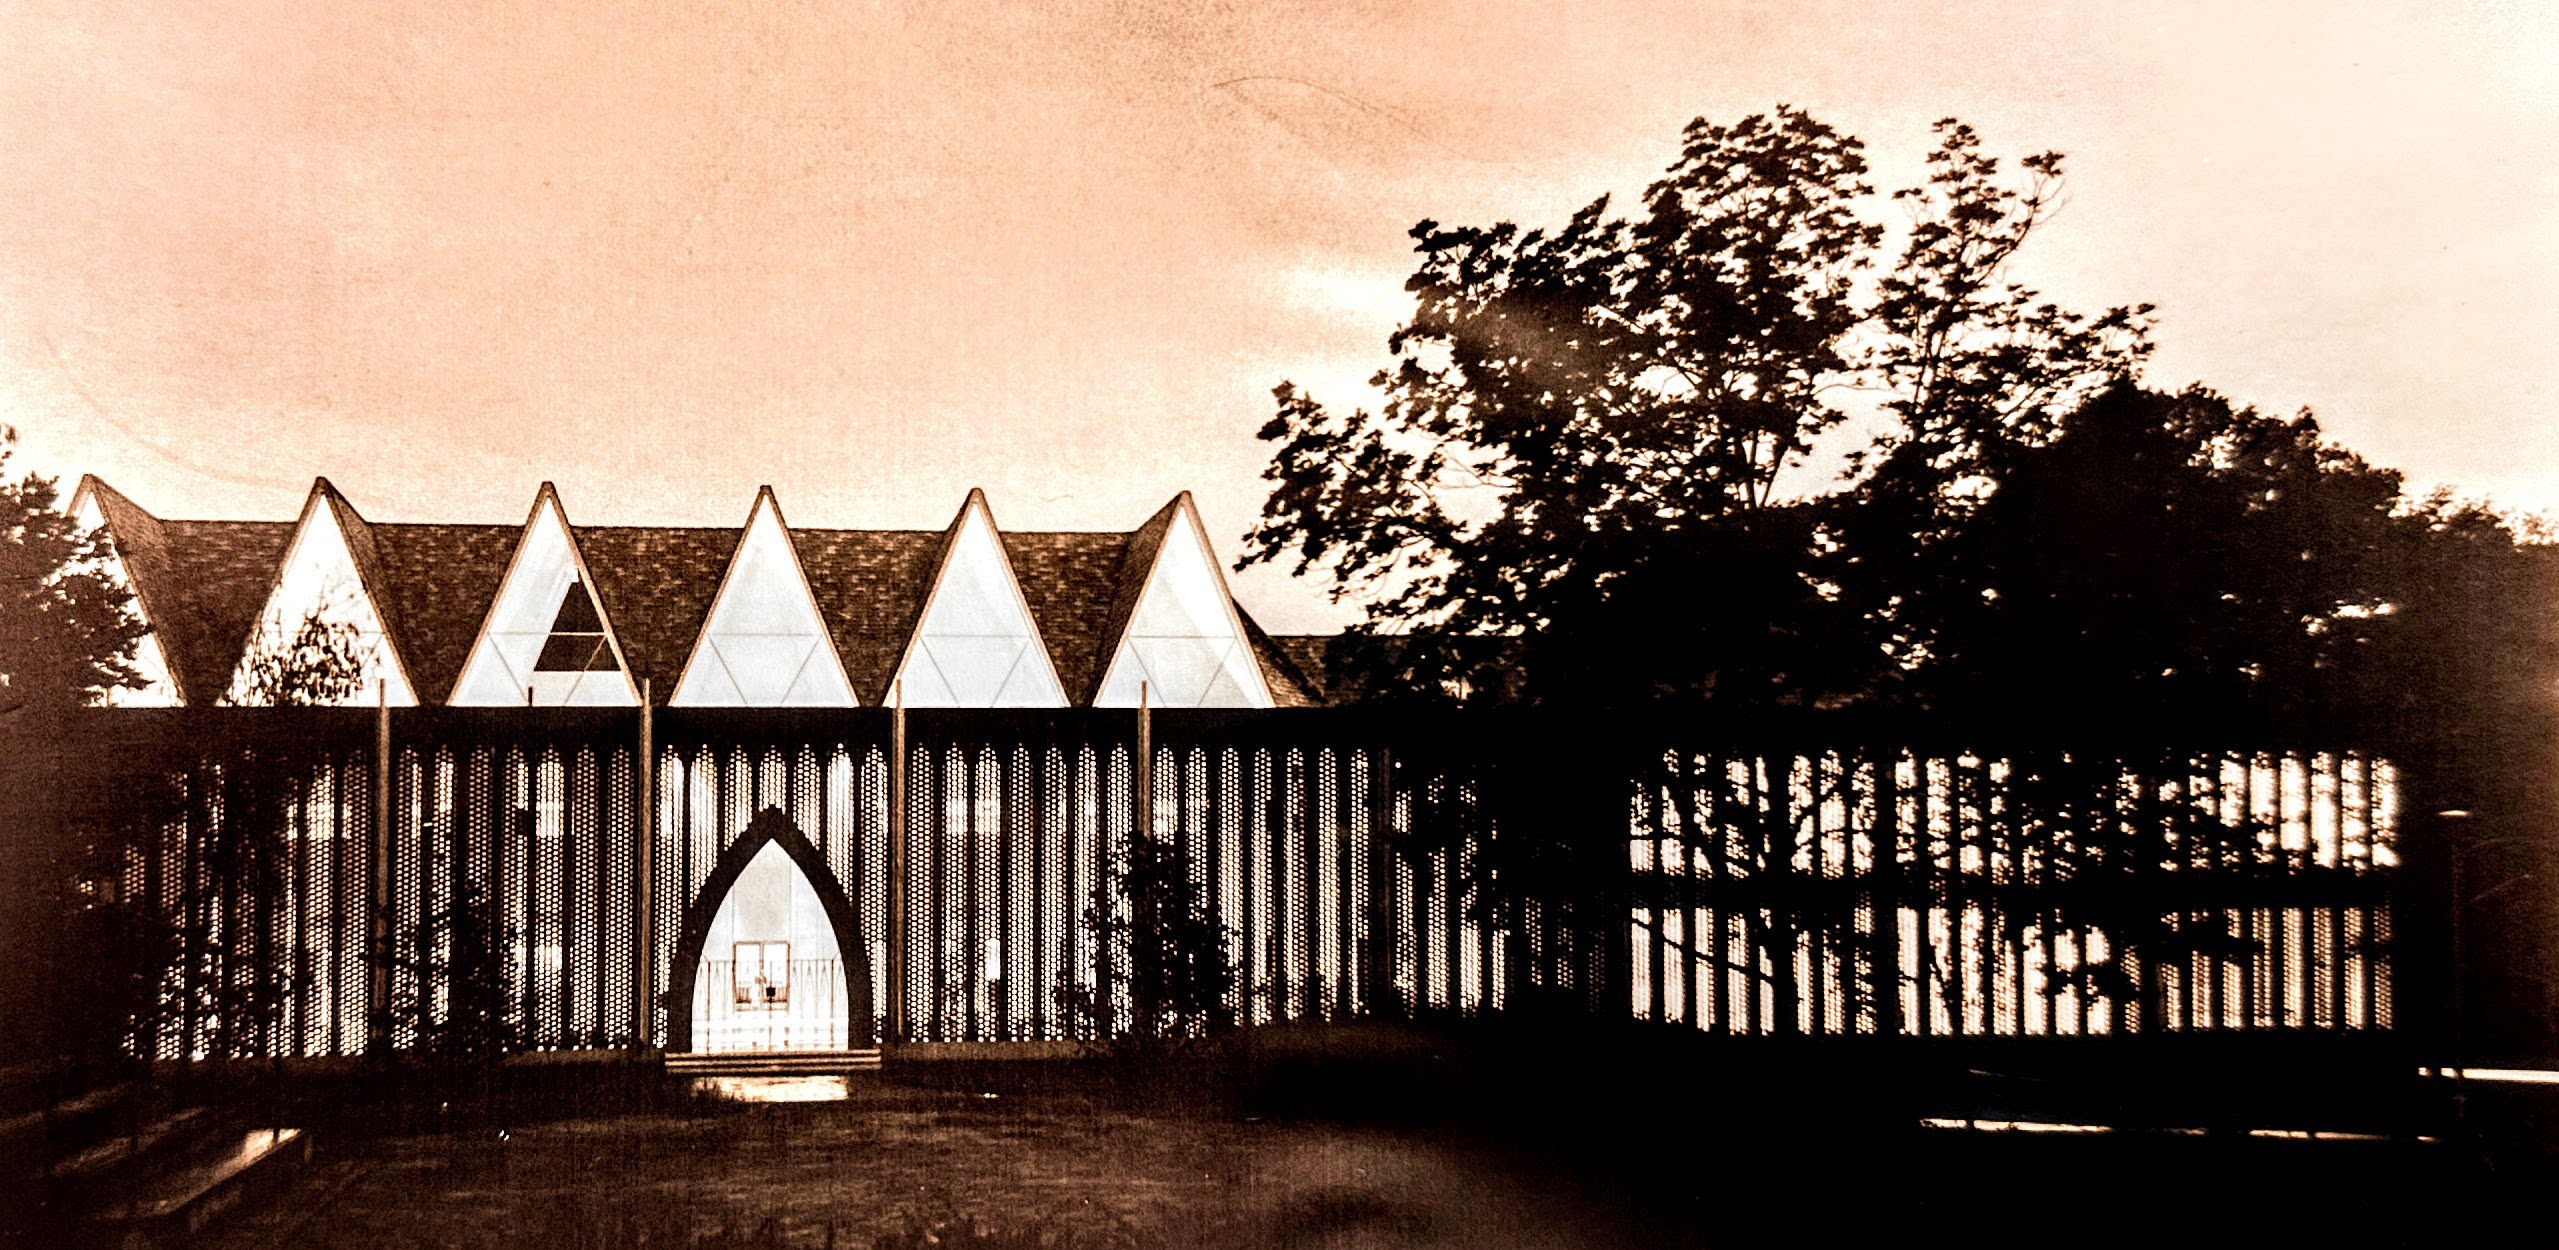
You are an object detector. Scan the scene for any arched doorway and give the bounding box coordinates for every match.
[667,808,874,1053]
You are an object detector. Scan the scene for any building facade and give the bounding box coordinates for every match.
[67,476,1390,1058]
[62,477,2395,1064]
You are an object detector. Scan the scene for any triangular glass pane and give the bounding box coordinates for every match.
[893,655,960,707]
[536,633,611,672]
[671,497,853,707]
[992,644,1066,706]
[550,580,604,632]
[891,500,1066,707]
[1132,636,1227,708]
[713,636,819,707]
[228,492,415,706]
[453,496,634,706]
[779,656,846,707]
[678,649,747,707]
[722,519,820,637]
[1198,657,1253,708]
[1094,505,1270,708]
[920,636,1029,707]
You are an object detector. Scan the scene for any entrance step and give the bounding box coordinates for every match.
[665,1049,881,1078]
[81,1123,312,1249]
[50,1107,216,1201]
[0,1080,138,1160]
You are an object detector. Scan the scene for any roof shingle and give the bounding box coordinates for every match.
[81,478,1337,707]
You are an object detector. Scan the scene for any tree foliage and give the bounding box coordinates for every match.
[0,429,145,714]
[1251,107,2559,1050]
[1,432,150,1069]
[234,615,372,706]
[386,872,522,1068]
[1068,836,1238,1061]
[1245,110,2152,709]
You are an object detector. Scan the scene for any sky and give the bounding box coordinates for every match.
[3,1,2553,632]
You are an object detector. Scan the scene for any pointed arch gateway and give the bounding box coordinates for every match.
[667,808,875,1053]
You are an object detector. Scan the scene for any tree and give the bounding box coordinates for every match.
[1828,121,2154,685]
[233,615,372,707]
[1067,836,1238,1064]
[160,618,370,1062]
[1244,109,2147,710]
[1901,383,2408,730]
[0,429,147,716]
[0,430,149,1070]
[385,869,521,1069]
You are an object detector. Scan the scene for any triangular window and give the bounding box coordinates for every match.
[890,495,1066,707]
[1094,502,1272,708]
[451,490,637,706]
[534,581,618,672]
[226,489,415,706]
[70,486,180,707]
[671,493,856,707]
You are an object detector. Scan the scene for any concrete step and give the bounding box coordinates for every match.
[0,1080,138,1158]
[49,1107,217,1196]
[83,1125,311,1249]
[665,1049,881,1077]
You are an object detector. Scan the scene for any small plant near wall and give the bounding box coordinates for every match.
[1063,835,1240,1087]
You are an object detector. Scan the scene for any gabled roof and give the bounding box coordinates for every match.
[315,480,404,664]
[221,478,422,704]
[71,476,180,700]
[158,520,298,702]
[1089,496,1180,704]
[575,523,742,704]
[882,489,1071,707]
[1243,615,1324,708]
[1002,530,1132,706]
[372,522,522,704]
[447,484,642,706]
[70,478,1343,708]
[790,529,944,706]
[72,476,300,703]
[672,487,858,706]
[1091,491,1276,708]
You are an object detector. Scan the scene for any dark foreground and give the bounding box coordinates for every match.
[22,1022,2559,1247]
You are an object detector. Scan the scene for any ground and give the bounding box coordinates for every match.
[204,1077,1670,1250]
[168,1025,2559,1248]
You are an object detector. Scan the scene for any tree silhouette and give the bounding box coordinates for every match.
[1244,109,2150,711]
[1,432,150,1071]
[1066,836,1238,1064]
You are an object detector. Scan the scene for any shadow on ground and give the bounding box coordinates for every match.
[128,1017,2559,1248]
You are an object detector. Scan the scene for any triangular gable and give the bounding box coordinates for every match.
[68,477,181,706]
[888,490,1069,707]
[1093,493,1274,708]
[225,479,418,706]
[449,484,640,706]
[670,489,858,707]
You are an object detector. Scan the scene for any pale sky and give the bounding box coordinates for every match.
[4,1,2553,632]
